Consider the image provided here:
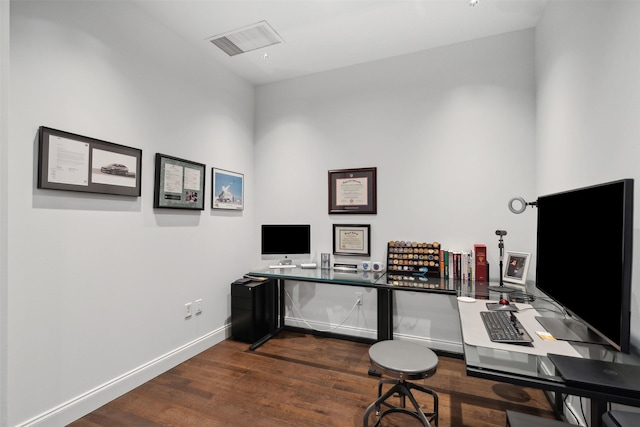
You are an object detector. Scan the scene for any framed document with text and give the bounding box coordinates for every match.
[153,153,205,210]
[333,224,371,256]
[37,126,142,197]
[328,167,377,214]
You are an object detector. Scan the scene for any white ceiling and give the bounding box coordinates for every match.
[131,0,549,85]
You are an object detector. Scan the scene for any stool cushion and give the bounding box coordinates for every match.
[369,340,438,377]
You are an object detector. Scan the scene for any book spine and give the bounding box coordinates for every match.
[473,244,488,282]
[444,250,449,279]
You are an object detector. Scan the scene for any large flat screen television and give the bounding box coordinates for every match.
[261,224,311,265]
[535,179,633,353]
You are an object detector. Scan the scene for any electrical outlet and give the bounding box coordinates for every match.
[195,299,203,315]
[355,292,363,305]
[184,302,192,319]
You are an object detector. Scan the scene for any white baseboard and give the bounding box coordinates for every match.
[19,326,229,427]
[284,317,463,354]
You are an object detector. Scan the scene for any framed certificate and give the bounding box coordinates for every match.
[153,153,206,210]
[328,167,377,214]
[333,224,371,256]
[37,126,142,197]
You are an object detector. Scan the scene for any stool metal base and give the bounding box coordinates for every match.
[363,378,438,427]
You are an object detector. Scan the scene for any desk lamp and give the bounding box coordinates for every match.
[487,196,539,303]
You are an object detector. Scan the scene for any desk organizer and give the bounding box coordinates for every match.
[386,240,442,287]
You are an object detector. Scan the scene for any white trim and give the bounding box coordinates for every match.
[18,326,229,427]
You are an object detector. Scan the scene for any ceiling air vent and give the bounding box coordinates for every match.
[207,20,284,57]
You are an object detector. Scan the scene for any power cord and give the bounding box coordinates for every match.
[284,288,361,333]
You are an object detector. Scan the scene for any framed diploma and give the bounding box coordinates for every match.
[153,153,206,210]
[333,224,371,256]
[37,126,142,196]
[328,167,377,214]
[212,168,244,210]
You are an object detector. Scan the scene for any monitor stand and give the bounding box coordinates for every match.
[535,316,609,346]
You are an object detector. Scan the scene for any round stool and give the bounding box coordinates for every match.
[363,340,439,427]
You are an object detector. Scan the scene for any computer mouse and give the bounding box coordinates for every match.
[499,298,510,305]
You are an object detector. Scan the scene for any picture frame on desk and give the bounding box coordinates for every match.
[503,251,530,285]
[328,167,377,214]
[153,153,206,210]
[333,224,371,256]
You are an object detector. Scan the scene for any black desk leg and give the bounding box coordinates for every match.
[590,399,607,427]
[377,288,394,341]
[249,279,284,351]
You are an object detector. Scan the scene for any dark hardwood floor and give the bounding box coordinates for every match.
[70,332,560,426]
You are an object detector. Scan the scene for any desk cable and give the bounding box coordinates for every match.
[285,289,361,333]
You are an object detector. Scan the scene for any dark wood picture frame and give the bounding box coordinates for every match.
[37,126,142,197]
[333,224,371,256]
[153,153,206,210]
[328,167,377,214]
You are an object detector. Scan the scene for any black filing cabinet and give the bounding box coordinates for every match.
[231,279,273,343]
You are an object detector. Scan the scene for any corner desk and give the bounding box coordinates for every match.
[244,266,457,350]
[240,268,640,426]
[458,281,640,427]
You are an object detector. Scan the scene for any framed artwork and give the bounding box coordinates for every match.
[37,126,142,196]
[212,168,244,210]
[503,251,531,285]
[333,224,371,256]
[153,153,205,210]
[328,167,377,214]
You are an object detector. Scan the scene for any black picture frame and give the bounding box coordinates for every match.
[153,153,206,210]
[37,126,142,196]
[333,224,371,256]
[211,168,244,210]
[328,167,377,214]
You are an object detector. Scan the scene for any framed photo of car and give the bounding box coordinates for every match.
[212,168,244,210]
[37,126,142,196]
[153,153,206,210]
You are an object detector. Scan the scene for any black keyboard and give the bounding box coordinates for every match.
[480,311,533,344]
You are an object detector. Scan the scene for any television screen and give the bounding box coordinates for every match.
[535,179,633,353]
[261,224,311,256]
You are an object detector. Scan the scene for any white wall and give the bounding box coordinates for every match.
[254,29,537,352]
[7,1,254,425]
[4,0,640,426]
[536,1,640,355]
[1,0,10,425]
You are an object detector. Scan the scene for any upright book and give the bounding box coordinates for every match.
[474,244,488,282]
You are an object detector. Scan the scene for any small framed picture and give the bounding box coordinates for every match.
[153,153,206,210]
[333,224,371,256]
[212,168,244,210]
[503,251,531,285]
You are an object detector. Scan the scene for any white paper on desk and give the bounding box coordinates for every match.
[458,300,582,357]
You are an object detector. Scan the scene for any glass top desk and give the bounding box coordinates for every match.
[458,281,640,427]
[246,267,460,350]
